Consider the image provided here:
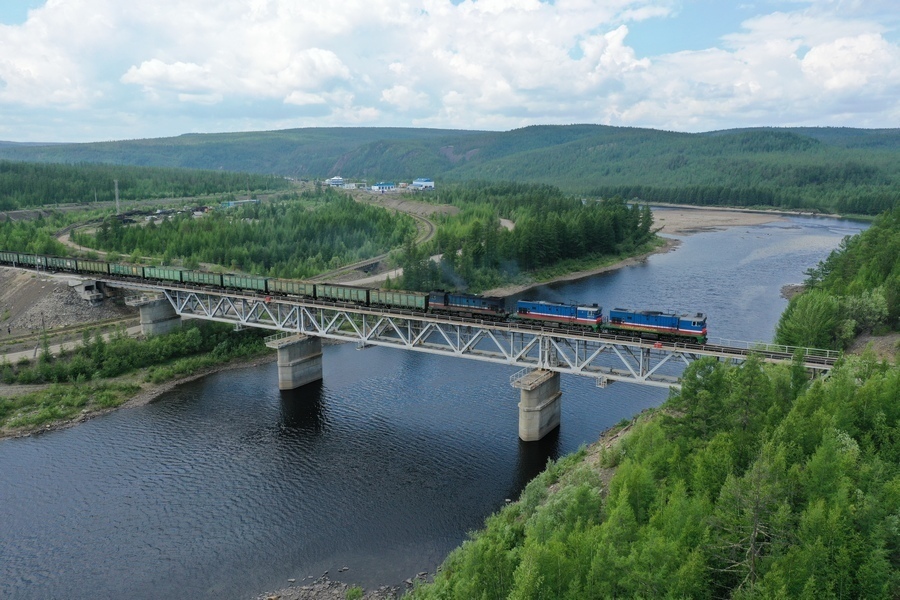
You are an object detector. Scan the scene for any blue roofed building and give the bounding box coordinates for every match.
[411,178,435,190]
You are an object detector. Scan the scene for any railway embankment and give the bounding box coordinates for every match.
[0,268,135,355]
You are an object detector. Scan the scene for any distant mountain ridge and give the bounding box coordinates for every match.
[2,124,898,213]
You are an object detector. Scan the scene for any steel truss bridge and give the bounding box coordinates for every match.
[109,280,840,389]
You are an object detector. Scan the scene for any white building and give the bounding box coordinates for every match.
[325,176,345,187]
[371,181,396,191]
[411,178,435,190]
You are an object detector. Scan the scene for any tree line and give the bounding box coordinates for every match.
[0,160,289,210]
[391,182,655,293]
[2,126,898,216]
[775,205,899,349]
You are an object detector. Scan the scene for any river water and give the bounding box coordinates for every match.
[0,214,867,599]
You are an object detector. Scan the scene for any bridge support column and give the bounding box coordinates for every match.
[127,296,181,336]
[266,334,323,390]
[514,370,562,442]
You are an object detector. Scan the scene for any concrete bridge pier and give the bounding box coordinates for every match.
[513,369,562,442]
[266,334,323,390]
[126,295,182,336]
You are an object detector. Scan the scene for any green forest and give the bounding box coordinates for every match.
[0,213,72,256]
[0,160,289,210]
[775,206,900,349]
[407,211,900,600]
[71,186,417,278]
[391,182,655,292]
[2,125,898,215]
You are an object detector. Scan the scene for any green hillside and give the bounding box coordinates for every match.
[1,125,898,214]
[0,160,290,210]
[407,210,900,600]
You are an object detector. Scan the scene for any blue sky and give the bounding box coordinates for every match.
[0,1,43,25]
[1,0,898,143]
[626,1,749,56]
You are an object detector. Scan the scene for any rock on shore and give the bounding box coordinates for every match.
[257,576,403,600]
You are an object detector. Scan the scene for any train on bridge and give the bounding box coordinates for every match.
[0,251,708,343]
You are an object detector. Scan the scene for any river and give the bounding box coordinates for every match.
[0,214,867,599]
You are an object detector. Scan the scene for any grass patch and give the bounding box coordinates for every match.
[1,382,141,430]
[346,586,364,600]
[0,321,271,435]
[143,346,270,384]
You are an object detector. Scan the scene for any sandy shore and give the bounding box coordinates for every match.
[651,204,787,234]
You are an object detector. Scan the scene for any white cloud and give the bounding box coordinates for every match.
[801,33,900,91]
[381,85,430,112]
[284,91,326,107]
[121,60,218,94]
[0,0,897,141]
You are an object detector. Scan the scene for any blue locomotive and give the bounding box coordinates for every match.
[428,291,506,319]
[603,308,707,344]
[513,300,603,330]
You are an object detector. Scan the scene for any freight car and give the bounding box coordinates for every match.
[76,259,111,275]
[143,265,184,283]
[182,270,223,287]
[109,263,143,278]
[267,278,315,298]
[16,253,48,269]
[222,273,267,292]
[317,283,370,304]
[370,289,428,311]
[47,256,78,272]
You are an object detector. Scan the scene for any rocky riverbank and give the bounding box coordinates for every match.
[257,576,405,600]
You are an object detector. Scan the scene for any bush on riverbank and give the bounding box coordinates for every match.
[0,382,142,430]
[775,206,899,350]
[1,321,268,385]
[0,322,270,432]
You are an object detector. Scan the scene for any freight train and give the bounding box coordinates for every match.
[0,251,708,343]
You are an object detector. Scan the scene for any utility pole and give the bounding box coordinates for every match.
[114,179,120,215]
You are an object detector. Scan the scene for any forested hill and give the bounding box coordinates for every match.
[0,161,290,210]
[1,125,899,214]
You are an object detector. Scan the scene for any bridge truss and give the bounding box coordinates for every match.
[109,281,838,389]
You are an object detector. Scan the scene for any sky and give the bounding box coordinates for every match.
[0,0,898,143]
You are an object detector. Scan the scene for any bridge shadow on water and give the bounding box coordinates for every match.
[277,380,327,435]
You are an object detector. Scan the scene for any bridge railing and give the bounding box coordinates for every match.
[264,330,298,345]
[708,338,841,360]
